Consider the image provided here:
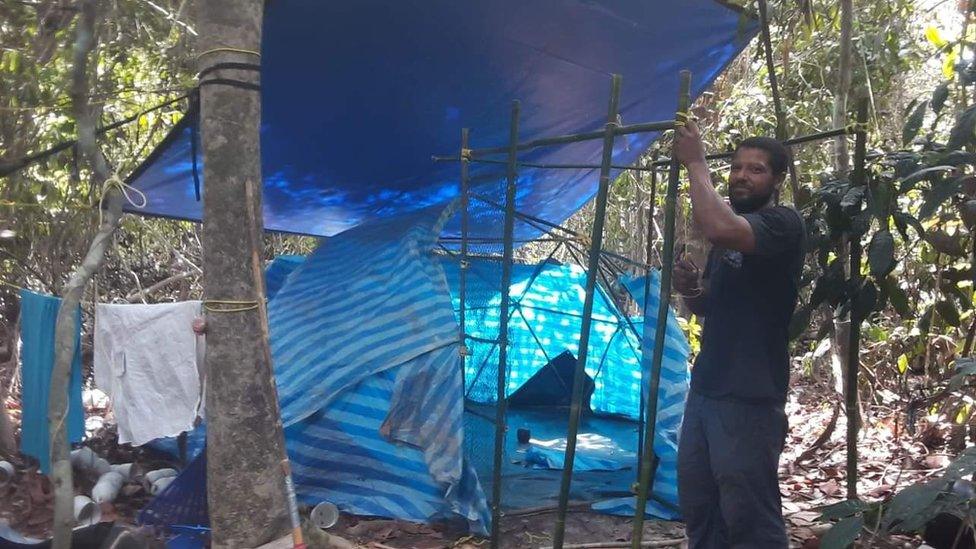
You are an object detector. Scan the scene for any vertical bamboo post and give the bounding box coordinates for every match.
[490,102,519,549]
[459,128,471,386]
[636,156,659,473]
[631,70,692,549]
[846,98,868,499]
[551,74,623,549]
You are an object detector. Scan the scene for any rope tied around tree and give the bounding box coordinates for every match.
[98,173,147,226]
[203,299,263,313]
[673,110,694,128]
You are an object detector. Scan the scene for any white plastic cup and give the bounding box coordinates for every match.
[144,468,178,484]
[110,463,134,479]
[73,495,102,525]
[150,476,175,495]
[69,447,97,467]
[92,471,126,503]
[310,502,339,529]
[0,460,14,486]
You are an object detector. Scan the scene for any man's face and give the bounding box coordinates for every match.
[727,147,783,213]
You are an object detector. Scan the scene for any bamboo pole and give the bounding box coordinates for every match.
[489,101,520,549]
[434,126,852,171]
[630,70,692,549]
[467,118,672,158]
[846,98,869,499]
[636,158,659,477]
[459,128,471,387]
[551,74,623,549]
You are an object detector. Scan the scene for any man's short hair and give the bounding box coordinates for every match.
[735,137,790,177]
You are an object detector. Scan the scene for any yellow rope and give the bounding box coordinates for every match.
[203,299,262,313]
[0,279,25,291]
[674,110,694,128]
[196,47,261,60]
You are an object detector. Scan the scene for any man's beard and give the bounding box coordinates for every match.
[729,186,775,213]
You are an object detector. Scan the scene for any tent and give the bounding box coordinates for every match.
[125,0,758,534]
[267,204,690,530]
[146,208,690,531]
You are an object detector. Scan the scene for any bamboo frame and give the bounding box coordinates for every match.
[550,74,623,549]
[459,128,471,388]
[436,69,866,544]
[489,100,520,549]
[630,70,692,549]
[434,126,855,172]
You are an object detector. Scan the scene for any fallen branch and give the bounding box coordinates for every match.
[795,401,841,465]
[507,501,590,517]
[125,271,197,302]
[538,539,684,549]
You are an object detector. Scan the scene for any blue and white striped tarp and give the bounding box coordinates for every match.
[590,273,691,520]
[268,205,490,533]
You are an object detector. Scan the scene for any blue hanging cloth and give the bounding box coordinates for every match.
[19,289,85,473]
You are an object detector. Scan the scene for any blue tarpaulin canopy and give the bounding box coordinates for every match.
[127,0,755,237]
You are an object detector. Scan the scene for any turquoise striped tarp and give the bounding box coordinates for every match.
[268,205,490,533]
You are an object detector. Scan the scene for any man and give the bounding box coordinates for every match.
[671,120,805,548]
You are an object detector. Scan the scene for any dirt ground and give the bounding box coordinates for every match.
[0,376,955,547]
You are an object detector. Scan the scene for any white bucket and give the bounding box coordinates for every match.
[73,495,101,525]
[92,471,126,503]
[150,476,176,495]
[144,468,178,484]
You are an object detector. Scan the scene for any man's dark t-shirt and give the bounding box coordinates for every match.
[690,205,805,404]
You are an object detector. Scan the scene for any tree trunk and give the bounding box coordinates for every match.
[832,0,853,176]
[51,3,126,547]
[194,1,291,546]
[0,310,19,456]
[829,0,858,428]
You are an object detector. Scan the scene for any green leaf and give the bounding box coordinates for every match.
[810,268,846,308]
[869,181,894,221]
[919,178,962,220]
[903,100,928,145]
[819,499,868,521]
[897,354,909,374]
[945,446,976,480]
[883,480,946,531]
[850,211,872,236]
[948,359,976,392]
[933,150,976,167]
[932,82,950,114]
[935,299,961,327]
[868,230,896,278]
[892,211,925,240]
[924,229,966,256]
[917,305,935,333]
[948,105,976,150]
[899,165,954,193]
[883,277,911,318]
[820,516,863,549]
[789,306,812,341]
[959,199,976,228]
[840,186,865,209]
[852,280,878,321]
